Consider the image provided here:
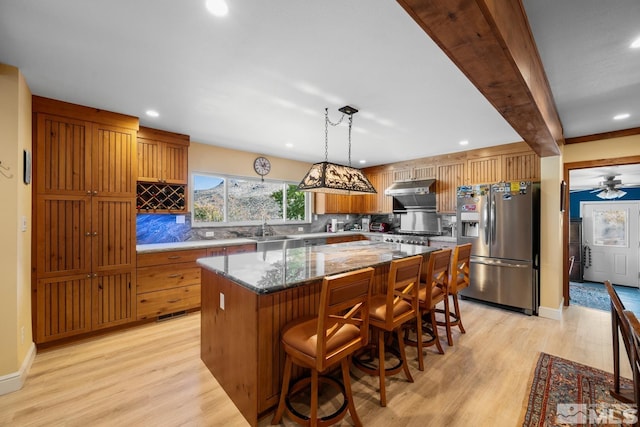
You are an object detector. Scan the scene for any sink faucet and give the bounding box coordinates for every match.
[261,216,268,237]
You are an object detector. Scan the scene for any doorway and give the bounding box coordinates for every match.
[564,156,640,306]
[581,201,640,287]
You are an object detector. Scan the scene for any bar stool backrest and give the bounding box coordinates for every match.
[422,249,451,307]
[450,243,472,295]
[380,255,423,330]
[316,267,374,371]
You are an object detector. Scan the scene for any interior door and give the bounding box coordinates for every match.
[582,201,640,287]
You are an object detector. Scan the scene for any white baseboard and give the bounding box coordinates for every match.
[0,342,36,396]
[538,298,565,320]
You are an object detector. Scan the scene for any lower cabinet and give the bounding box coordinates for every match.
[35,271,135,343]
[136,243,257,320]
[326,234,367,244]
[136,248,207,319]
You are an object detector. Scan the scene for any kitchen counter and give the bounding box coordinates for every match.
[199,240,436,425]
[428,235,457,243]
[197,240,435,294]
[136,231,369,253]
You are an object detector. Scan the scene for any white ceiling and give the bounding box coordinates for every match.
[1,1,638,183]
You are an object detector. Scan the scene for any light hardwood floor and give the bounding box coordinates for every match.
[0,300,629,427]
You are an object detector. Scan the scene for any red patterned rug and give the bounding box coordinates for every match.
[521,353,637,426]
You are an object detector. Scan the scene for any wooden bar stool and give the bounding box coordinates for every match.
[437,243,472,346]
[406,249,451,355]
[605,280,635,403]
[353,255,423,407]
[271,267,374,427]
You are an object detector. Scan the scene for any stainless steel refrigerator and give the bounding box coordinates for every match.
[456,182,540,315]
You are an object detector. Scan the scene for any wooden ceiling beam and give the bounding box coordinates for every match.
[397,0,563,157]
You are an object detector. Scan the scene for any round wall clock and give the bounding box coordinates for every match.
[253,156,271,181]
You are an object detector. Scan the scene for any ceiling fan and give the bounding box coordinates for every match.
[590,175,627,199]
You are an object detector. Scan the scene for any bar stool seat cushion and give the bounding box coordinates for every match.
[369,295,412,322]
[282,318,361,363]
[418,284,445,304]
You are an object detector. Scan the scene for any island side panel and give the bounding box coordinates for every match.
[257,280,323,414]
[201,270,259,426]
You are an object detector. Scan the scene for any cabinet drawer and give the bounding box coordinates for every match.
[137,265,201,293]
[137,249,208,267]
[136,284,200,319]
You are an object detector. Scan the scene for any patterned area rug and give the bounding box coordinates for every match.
[521,353,636,426]
[570,283,610,312]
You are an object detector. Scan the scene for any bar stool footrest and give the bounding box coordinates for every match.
[284,375,349,426]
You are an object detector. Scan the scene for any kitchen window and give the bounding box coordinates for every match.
[191,173,310,226]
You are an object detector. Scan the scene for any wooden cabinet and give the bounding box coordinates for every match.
[136,249,206,319]
[313,193,356,214]
[392,165,436,182]
[467,155,502,184]
[137,126,189,184]
[503,151,540,181]
[136,244,256,319]
[32,96,138,343]
[326,234,367,244]
[362,169,393,214]
[437,162,465,214]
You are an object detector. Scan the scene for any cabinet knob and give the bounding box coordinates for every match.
[93,232,98,236]
[85,232,91,236]
[93,191,98,195]
[86,190,92,195]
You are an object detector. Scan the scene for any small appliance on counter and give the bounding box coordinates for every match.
[369,222,390,232]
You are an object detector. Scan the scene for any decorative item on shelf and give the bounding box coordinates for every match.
[136,182,186,212]
[298,105,377,195]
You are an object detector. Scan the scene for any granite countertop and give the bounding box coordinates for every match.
[197,240,436,295]
[428,235,457,242]
[136,231,368,253]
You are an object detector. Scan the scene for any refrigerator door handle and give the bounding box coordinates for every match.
[470,257,530,269]
[483,195,490,246]
[491,197,496,243]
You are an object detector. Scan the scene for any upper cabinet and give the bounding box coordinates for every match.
[392,165,436,182]
[437,162,466,213]
[362,169,393,214]
[136,127,190,213]
[137,126,189,184]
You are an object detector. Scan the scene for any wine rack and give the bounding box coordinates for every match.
[136,183,186,212]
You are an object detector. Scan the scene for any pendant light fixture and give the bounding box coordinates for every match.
[298,106,377,195]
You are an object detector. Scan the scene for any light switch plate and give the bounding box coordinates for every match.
[220,292,225,310]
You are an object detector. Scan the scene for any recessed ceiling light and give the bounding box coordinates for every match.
[359,160,366,164]
[285,143,293,148]
[205,0,228,17]
[146,110,159,118]
[459,140,469,146]
[631,36,640,49]
[613,113,630,120]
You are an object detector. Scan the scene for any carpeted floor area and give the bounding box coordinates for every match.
[521,352,635,426]
[570,281,640,316]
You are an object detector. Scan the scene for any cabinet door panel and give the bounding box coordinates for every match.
[36,275,92,343]
[437,163,465,213]
[503,152,540,181]
[92,124,136,196]
[467,156,501,184]
[92,197,136,272]
[92,271,134,329]
[36,114,91,196]
[137,138,162,182]
[36,196,92,277]
[163,143,189,184]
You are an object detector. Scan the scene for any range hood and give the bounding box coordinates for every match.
[385,179,436,212]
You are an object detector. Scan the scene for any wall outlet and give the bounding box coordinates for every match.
[220,292,225,310]
[298,227,304,231]
[205,231,214,237]
[346,214,350,220]
[21,216,27,232]
[175,215,185,224]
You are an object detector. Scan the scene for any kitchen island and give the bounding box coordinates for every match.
[198,240,435,426]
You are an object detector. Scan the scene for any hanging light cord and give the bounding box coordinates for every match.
[324,107,348,164]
